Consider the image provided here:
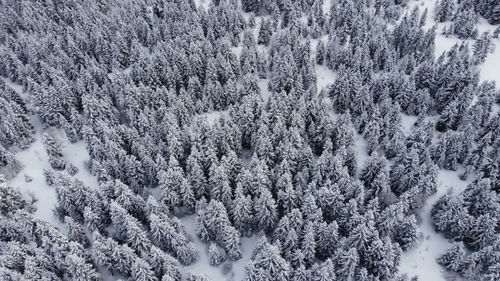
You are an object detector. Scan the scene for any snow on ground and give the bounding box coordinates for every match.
[408,0,463,59]
[354,133,369,175]
[477,17,500,86]
[229,234,258,281]
[60,137,99,189]
[232,45,243,60]
[410,0,500,72]
[180,215,257,281]
[258,78,271,102]
[194,0,211,11]
[322,0,332,15]
[2,77,24,97]
[315,64,336,94]
[400,114,418,134]
[200,110,228,126]
[399,170,470,281]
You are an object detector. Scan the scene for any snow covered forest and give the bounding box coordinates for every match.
[1,0,500,280]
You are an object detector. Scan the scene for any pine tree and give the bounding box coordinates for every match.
[292,264,310,281]
[254,188,278,231]
[242,0,262,13]
[246,238,291,281]
[316,221,339,259]
[438,242,467,274]
[43,134,66,170]
[209,164,233,207]
[452,9,478,39]
[473,32,492,65]
[258,19,273,46]
[434,0,455,22]
[335,247,359,281]
[131,259,158,281]
[0,178,26,215]
[277,172,298,213]
[148,245,181,280]
[301,222,316,266]
[65,254,102,281]
[311,259,336,281]
[159,156,184,209]
[282,228,299,259]
[208,242,227,266]
[231,185,254,235]
[65,216,90,247]
[179,178,196,214]
[222,225,242,261]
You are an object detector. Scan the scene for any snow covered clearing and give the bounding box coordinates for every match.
[400,114,419,134]
[200,110,228,126]
[194,0,211,11]
[322,0,332,15]
[258,78,271,102]
[315,64,336,94]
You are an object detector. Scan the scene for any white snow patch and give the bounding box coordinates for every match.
[1,77,24,97]
[309,35,328,59]
[1,77,61,228]
[228,234,258,281]
[60,139,99,189]
[408,0,471,58]
[315,64,336,93]
[194,0,211,11]
[476,18,500,86]
[232,46,243,60]
[200,110,228,126]
[322,0,332,15]
[258,78,271,102]
[354,133,369,175]
[397,2,494,280]
[400,114,418,134]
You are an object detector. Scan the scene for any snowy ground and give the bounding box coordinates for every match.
[200,110,228,126]
[258,78,271,102]
[194,0,211,11]
[410,0,500,61]
[315,64,336,94]
[322,0,332,15]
